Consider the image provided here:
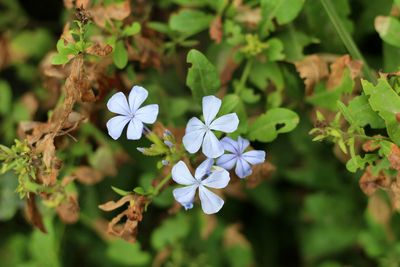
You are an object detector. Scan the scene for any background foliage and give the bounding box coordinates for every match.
[1,0,400,266]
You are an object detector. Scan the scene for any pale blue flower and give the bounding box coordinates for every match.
[183,96,239,158]
[172,159,230,214]
[106,86,158,140]
[217,136,266,178]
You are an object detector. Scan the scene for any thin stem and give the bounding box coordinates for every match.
[153,173,172,196]
[320,0,377,83]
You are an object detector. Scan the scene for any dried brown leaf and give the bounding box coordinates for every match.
[91,0,131,28]
[246,161,275,188]
[327,55,362,89]
[86,43,113,57]
[73,166,103,185]
[223,224,250,248]
[359,166,390,196]
[295,55,329,95]
[389,144,400,171]
[26,193,47,233]
[99,195,134,211]
[210,16,223,44]
[56,195,80,224]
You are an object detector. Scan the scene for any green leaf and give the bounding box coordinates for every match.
[248,108,300,142]
[338,95,385,129]
[240,88,260,104]
[151,213,190,250]
[375,16,400,48]
[111,186,130,196]
[186,49,221,101]
[133,186,146,195]
[122,22,141,36]
[107,240,150,266]
[51,53,70,65]
[277,27,318,61]
[113,40,128,69]
[260,0,305,32]
[219,94,240,115]
[265,38,285,61]
[0,80,12,115]
[249,61,284,91]
[169,10,213,36]
[362,78,400,145]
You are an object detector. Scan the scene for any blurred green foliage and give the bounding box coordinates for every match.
[2,0,400,266]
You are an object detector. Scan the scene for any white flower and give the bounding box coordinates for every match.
[106,86,158,140]
[182,95,239,158]
[172,159,230,214]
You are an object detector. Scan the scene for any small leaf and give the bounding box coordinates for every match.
[219,94,241,115]
[133,187,146,195]
[113,40,128,69]
[186,49,221,101]
[248,108,300,142]
[122,22,141,36]
[111,186,131,196]
[51,53,70,65]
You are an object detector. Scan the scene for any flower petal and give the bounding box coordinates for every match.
[216,154,237,170]
[172,161,197,185]
[237,136,250,153]
[128,85,148,113]
[194,158,214,180]
[183,117,206,154]
[107,92,130,115]
[242,150,266,165]
[220,137,238,153]
[209,113,239,133]
[202,95,221,126]
[202,131,224,158]
[201,169,230,189]
[198,185,224,214]
[106,115,130,140]
[173,185,198,208]
[126,118,143,140]
[135,104,159,124]
[235,158,252,179]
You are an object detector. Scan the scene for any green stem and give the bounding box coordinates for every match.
[320,0,377,83]
[236,59,253,94]
[153,173,172,196]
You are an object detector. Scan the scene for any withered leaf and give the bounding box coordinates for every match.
[327,55,362,89]
[56,195,80,224]
[389,144,400,171]
[209,16,223,44]
[246,161,275,188]
[359,166,390,196]
[86,43,113,57]
[295,55,329,95]
[99,194,134,211]
[91,0,131,28]
[26,193,47,233]
[223,224,250,248]
[73,166,103,185]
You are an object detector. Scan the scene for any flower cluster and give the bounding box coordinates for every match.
[106,86,266,215]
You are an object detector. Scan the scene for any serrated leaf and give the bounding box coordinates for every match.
[338,95,385,129]
[362,78,400,145]
[186,49,221,101]
[248,108,300,142]
[113,40,128,69]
